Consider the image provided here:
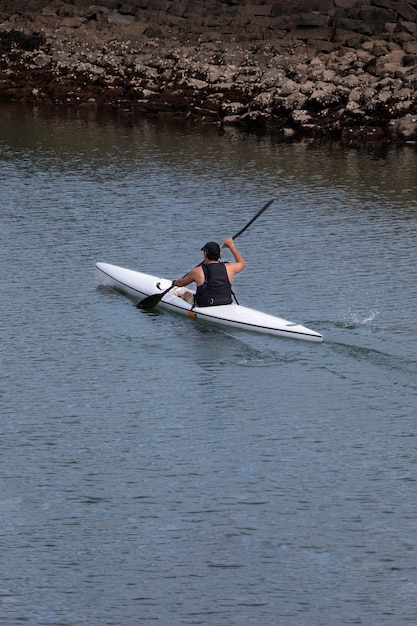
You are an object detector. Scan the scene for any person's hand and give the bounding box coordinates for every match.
[223,237,235,249]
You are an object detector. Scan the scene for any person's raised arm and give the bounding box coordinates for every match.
[223,237,245,276]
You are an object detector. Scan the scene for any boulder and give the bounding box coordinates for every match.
[389,113,417,140]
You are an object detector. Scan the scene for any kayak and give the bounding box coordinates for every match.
[95,262,323,342]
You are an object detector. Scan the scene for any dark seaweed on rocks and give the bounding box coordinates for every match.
[0,29,45,53]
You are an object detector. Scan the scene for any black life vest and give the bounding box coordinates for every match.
[195,262,233,307]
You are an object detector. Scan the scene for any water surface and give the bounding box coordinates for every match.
[1,104,417,625]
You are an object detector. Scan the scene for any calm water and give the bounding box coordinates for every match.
[1,103,417,626]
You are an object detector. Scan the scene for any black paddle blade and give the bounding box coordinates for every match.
[137,285,173,309]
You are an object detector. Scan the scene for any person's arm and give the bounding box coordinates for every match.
[223,237,245,277]
[172,266,201,288]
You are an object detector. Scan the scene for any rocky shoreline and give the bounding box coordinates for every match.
[1,1,417,143]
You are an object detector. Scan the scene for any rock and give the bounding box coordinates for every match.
[291,109,312,124]
[395,1,417,22]
[108,13,136,26]
[404,40,417,54]
[31,52,51,66]
[389,114,417,141]
[61,16,87,28]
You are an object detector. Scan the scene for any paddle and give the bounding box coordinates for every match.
[137,198,275,310]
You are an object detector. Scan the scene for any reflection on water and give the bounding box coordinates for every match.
[1,103,417,626]
[2,103,417,198]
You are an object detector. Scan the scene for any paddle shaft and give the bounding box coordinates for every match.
[137,198,275,309]
[230,198,275,241]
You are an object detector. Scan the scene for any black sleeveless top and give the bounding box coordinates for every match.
[195,262,233,307]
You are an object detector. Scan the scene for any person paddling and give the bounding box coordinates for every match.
[172,237,245,306]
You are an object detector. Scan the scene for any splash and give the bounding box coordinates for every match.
[338,301,380,328]
[360,309,380,324]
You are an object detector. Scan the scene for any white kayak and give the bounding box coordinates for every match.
[96,262,323,342]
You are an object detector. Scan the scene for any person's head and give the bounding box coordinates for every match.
[201,241,221,261]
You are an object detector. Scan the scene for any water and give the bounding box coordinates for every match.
[1,104,417,625]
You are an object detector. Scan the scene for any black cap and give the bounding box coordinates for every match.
[201,241,221,260]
